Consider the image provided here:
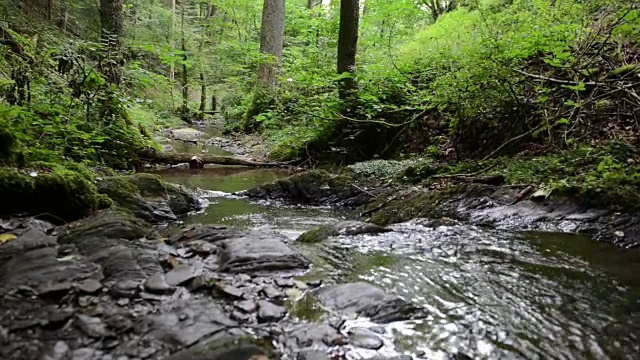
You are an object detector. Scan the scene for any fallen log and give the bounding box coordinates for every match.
[139,149,297,169]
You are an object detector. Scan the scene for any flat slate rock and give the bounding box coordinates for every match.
[218,235,308,272]
[166,265,197,286]
[257,301,287,322]
[145,273,173,294]
[314,282,421,323]
[148,299,235,347]
[348,327,384,350]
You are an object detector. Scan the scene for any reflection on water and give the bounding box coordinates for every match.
[156,167,640,359]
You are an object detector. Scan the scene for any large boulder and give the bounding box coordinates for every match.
[244,170,370,207]
[97,173,201,223]
[218,233,309,272]
[170,128,209,141]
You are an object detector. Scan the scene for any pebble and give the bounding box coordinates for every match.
[144,274,173,294]
[76,315,110,338]
[165,265,197,286]
[78,279,102,294]
[274,277,295,287]
[257,301,287,322]
[218,284,245,299]
[117,298,130,306]
[348,327,384,350]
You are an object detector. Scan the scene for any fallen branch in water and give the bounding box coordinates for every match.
[139,150,301,169]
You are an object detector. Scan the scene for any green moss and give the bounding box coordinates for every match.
[296,225,339,243]
[286,292,326,322]
[0,165,100,221]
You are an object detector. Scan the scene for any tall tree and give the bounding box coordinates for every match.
[257,0,286,88]
[99,0,124,84]
[337,0,359,100]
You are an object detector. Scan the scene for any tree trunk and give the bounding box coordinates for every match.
[199,71,206,120]
[99,0,124,84]
[180,4,189,120]
[337,0,359,100]
[257,0,286,88]
[169,0,176,84]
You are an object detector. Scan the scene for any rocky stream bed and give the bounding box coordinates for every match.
[2,127,640,360]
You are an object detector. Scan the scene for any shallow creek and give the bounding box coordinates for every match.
[151,160,640,360]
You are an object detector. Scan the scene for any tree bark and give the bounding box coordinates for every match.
[257,0,286,88]
[180,4,190,120]
[99,0,124,84]
[337,0,359,100]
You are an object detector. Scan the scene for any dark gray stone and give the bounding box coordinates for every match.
[235,300,257,313]
[166,265,197,286]
[261,285,282,299]
[218,235,308,272]
[144,274,173,294]
[216,284,244,299]
[275,277,295,287]
[314,282,421,322]
[78,279,102,294]
[348,327,384,350]
[257,301,287,322]
[76,314,111,338]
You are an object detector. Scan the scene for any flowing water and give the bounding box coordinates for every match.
[153,142,640,359]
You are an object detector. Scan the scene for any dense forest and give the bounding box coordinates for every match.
[0,0,639,217]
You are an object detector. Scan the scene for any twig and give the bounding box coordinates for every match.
[430,163,497,179]
[350,183,374,197]
[511,68,600,86]
[480,125,543,161]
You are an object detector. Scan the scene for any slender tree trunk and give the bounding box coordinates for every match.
[257,0,286,88]
[337,0,359,100]
[180,4,189,120]
[99,0,124,85]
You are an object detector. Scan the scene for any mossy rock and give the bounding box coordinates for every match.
[97,173,200,223]
[297,221,390,243]
[245,170,370,207]
[0,166,101,221]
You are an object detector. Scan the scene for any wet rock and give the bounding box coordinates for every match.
[245,170,370,207]
[71,348,96,360]
[257,301,287,322]
[42,341,69,360]
[78,279,102,294]
[109,280,139,298]
[275,277,295,287]
[166,264,197,286]
[165,334,271,360]
[96,174,201,224]
[261,285,282,299]
[314,283,421,322]
[218,234,308,272]
[348,327,384,350]
[188,275,210,292]
[144,273,173,294]
[230,310,250,321]
[168,224,246,245]
[307,280,322,288]
[297,221,390,243]
[148,299,235,346]
[76,314,111,338]
[235,300,257,313]
[370,356,413,360]
[289,324,343,348]
[37,281,74,298]
[297,349,331,360]
[215,284,245,299]
[170,128,209,141]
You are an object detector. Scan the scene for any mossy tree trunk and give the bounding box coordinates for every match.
[337,0,359,101]
[99,0,124,85]
[257,0,286,88]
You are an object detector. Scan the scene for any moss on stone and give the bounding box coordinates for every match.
[296,225,339,243]
[0,165,100,221]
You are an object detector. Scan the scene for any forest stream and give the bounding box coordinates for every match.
[144,128,640,359]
